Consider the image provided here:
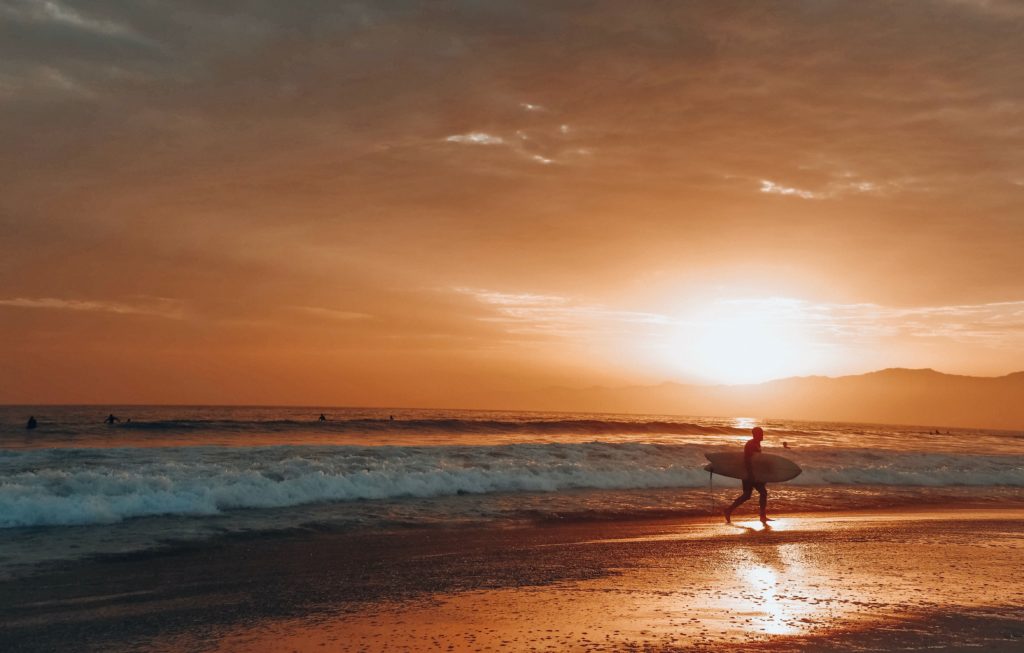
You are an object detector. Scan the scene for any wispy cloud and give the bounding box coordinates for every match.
[946,0,1024,18]
[443,101,584,168]
[445,132,504,145]
[757,175,887,200]
[454,287,672,338]
[0,0,162,101]
[720,298,1024,345]
[291,306,371,321]
[760,180,821,199]
[0,296,185,318]
[3,0,138,37]
[444,130,564,165]
[456,289,1024,350]
[0,64,97,98]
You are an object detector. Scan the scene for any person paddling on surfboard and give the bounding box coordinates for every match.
[724,426,769,524]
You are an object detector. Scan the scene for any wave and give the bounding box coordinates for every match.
[0,443,1020,528]
[112,418,745,436]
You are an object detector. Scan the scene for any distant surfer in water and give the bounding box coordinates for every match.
[104,413,120,424]
[319,413,327,422]
[725,426,769,524]
[26,416,37,430]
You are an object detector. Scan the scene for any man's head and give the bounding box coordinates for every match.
[752,426,764,440]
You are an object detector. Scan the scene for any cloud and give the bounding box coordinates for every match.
[457,289,1024,358]
[455,287,672,338]
[946,0,1024,18]
[0,1,165,105]
[291,306,371,321]
[0,296,185,318]
[759,180,822,200]
[445,132,505,145]
[758,177,883,200]
[11,0,138,38]
[719,298,1024,346]
[1,1,1023,397]
[444,125,572,165]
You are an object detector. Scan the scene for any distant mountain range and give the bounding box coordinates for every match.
[514,368,1024,430]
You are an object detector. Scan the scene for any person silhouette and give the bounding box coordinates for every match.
[319,413,326,422]
[725,426,769,524]
[104,413,120,424]
[26,416,37,430]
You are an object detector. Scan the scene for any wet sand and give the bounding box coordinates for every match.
[2,508,1022,652]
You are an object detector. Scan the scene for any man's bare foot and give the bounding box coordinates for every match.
[724,511,732,524]
[760,516,774,523]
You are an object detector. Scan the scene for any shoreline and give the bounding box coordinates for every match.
[1,506,1022,651]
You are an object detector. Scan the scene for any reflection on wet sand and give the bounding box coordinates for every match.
[161,511,1024,652]
[743,563,792,634]
[725,541,832,636]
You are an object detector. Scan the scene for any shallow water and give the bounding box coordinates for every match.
[1,406,1021,576]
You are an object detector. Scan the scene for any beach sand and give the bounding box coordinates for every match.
[2,508,1022,652]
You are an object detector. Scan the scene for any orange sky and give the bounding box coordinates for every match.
[2,1,1023,406]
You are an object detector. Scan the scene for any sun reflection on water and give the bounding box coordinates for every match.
[733,417,759,430]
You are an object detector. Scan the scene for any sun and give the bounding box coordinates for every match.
[688,318,804,383]
[673,300,820,384]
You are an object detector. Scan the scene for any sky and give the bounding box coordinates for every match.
[2,0,1023,406]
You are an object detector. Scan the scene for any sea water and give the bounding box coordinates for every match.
[0,406,1021,577]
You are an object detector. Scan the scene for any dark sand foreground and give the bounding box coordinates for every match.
[1,508,1022,652]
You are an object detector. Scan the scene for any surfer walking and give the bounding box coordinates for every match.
[725,426,769,524]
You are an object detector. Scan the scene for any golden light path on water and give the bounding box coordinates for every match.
[732,416,757,430]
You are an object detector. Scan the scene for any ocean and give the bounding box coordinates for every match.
[1,406,1021,578]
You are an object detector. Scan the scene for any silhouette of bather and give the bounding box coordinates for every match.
[104,414,120,424]
[26,416,37,430]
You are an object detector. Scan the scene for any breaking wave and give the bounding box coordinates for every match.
[0,443,1020,528]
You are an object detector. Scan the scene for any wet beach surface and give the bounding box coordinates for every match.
[1,508,1022,651]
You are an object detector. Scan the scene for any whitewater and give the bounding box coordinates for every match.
[0,406,1021,575]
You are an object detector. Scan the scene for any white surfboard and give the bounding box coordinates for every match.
[703,452,801,483]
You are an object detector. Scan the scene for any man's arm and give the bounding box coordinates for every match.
[744,447,756,481]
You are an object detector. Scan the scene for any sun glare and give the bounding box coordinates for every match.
[673,300,819,384]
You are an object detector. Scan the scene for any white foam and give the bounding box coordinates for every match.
[0,443,1020,528]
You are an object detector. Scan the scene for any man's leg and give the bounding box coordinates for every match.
[725,480,753,523]
[756,483,768,523]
